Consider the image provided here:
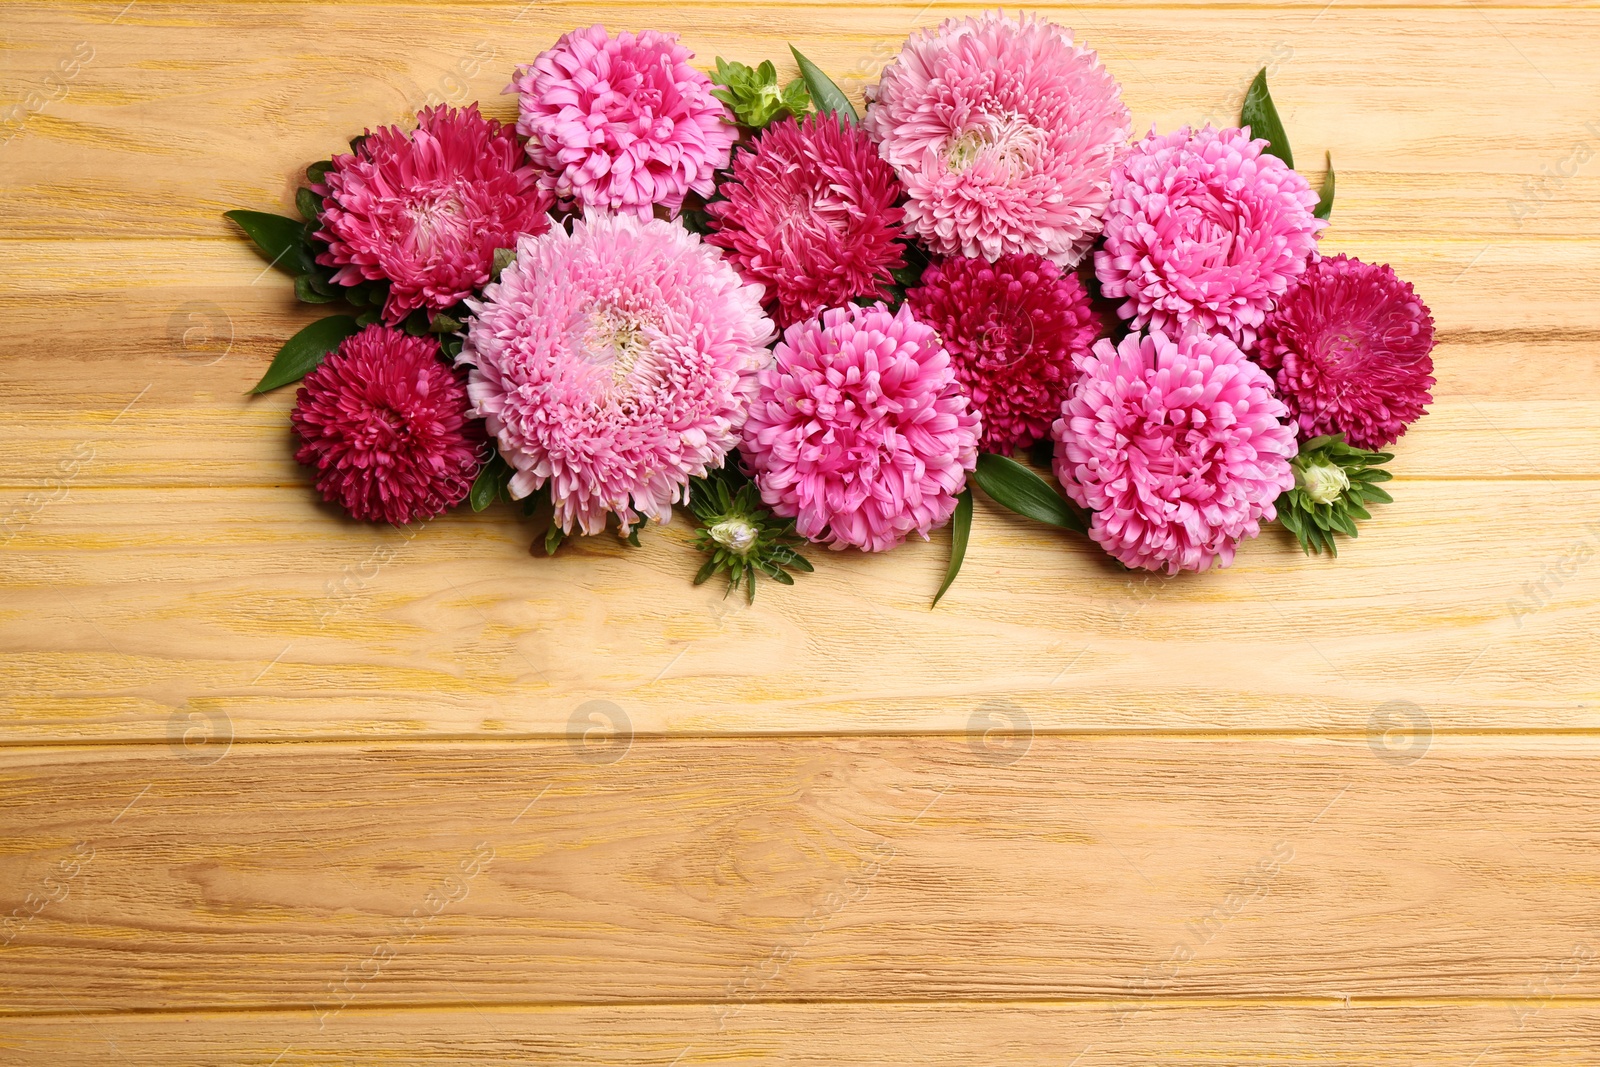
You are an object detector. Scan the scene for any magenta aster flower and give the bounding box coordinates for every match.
[1054,329,1297,574]
[314,105,553,324]
[290,326,484,524]
[1095,125,1324,350]
[907,252,1101,453]
[510,25,735,218]
[741,303,981,552]
[1257,254,1436,450]
[862,11,1130,266]
[706,114,905,329]
[460,213,773,536]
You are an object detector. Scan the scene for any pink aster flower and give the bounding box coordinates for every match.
[1257,254,1436,450]
[314,104,553,324]
[741,303,981,552]
[290,326,484,524]
[907,252,1101,453]
[1054,329,1297,574]
[510,25,735,218]
[863,10,1130,266]
[707,114,905,329]
[460,213,773,536]
[1095,125,1324,350]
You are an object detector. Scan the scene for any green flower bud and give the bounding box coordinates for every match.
[1297,460,1350,505]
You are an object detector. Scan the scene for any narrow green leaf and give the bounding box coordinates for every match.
[693,555,719,586]
[248,314,360,394]
[932,488,973,609]
[789,46,858,123]
[543,524,565,555]
[1240,68,1294,169]
[224,209,313,276]
[1314,151,1335,220]
[969,453,1087,534]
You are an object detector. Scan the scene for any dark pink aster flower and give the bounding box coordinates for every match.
[291,326,484,524]
[314,104,552,325]
[510,25,735,218]
[907,252,1101,453]
[707,114,905,329]
[1257,254,1436,450]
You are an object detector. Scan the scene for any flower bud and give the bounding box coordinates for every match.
[1297,460,1350,505]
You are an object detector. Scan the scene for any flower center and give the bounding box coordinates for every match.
[405,189,468,255]
[943,115,1042,177]
[583,305,657,391]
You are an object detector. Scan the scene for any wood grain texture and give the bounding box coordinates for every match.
[7,1002,1600,1065]
[2,0,1598,1060]
[3,737,1599,1013]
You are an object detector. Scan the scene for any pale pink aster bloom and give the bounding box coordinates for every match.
[741,303,981,553]
[314,104,553,324]
[1053,328,1298,574]
[1095,125,1325,350]
[863,10,1130,266]
[509,25,736,218]
[460,214,774,536]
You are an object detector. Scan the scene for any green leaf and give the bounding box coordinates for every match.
[543,524,565,556]
[932,488,973,609]
[1240,68,1293,169]
[969,453,1087,534]
[1314,151,1335,220]
[693,555,719,586]
[293,274,337,304]
[355,308,382,328]
[491,247,515,282]
[430,313,464,334]
[248,314,360,394]
[306,160,333,185]
[469,454,512,512]
[790,46,857,124]
[224,209,313,276]
[295,187,323,222]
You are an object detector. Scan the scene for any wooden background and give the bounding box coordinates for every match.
[3,1,1598,1062]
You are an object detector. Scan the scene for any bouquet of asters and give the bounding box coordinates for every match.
[227,12,1433,604]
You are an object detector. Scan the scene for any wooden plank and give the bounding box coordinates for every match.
[2,737,1598,1013]
[0,5,1595,242]
[1,481,1596,740]
[0,238,1595,487]
[5,1001,1600,1064]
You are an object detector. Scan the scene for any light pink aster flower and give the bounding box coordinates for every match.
[863,10,1130,266]
[741,303,981,552]
[1053,329,1298,574]
[314,104,553,324]
[707,113,905,329]
[509,25,736,218]
[1095,125,1324,350]
[460,213,773,536]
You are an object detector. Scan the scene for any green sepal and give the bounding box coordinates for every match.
[248,314,361,394]
[469,453,513,513]
[293,274,337,304]
[295,187,324,223]
[306,160,334,185]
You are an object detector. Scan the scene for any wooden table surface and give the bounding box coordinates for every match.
[3,1,1598,1062]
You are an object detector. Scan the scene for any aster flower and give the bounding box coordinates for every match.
[907,252,1100,453]
[290,326,484,524]
[510,25,736,218]
[862,11,1130,265]
[313,105,552,325]
[707,114,905,329]
[460,213,773,537]
[1095,125,1324,350]
[1257,254,1436,450]
[741,303,981,552]
[1054,329,1298,574]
